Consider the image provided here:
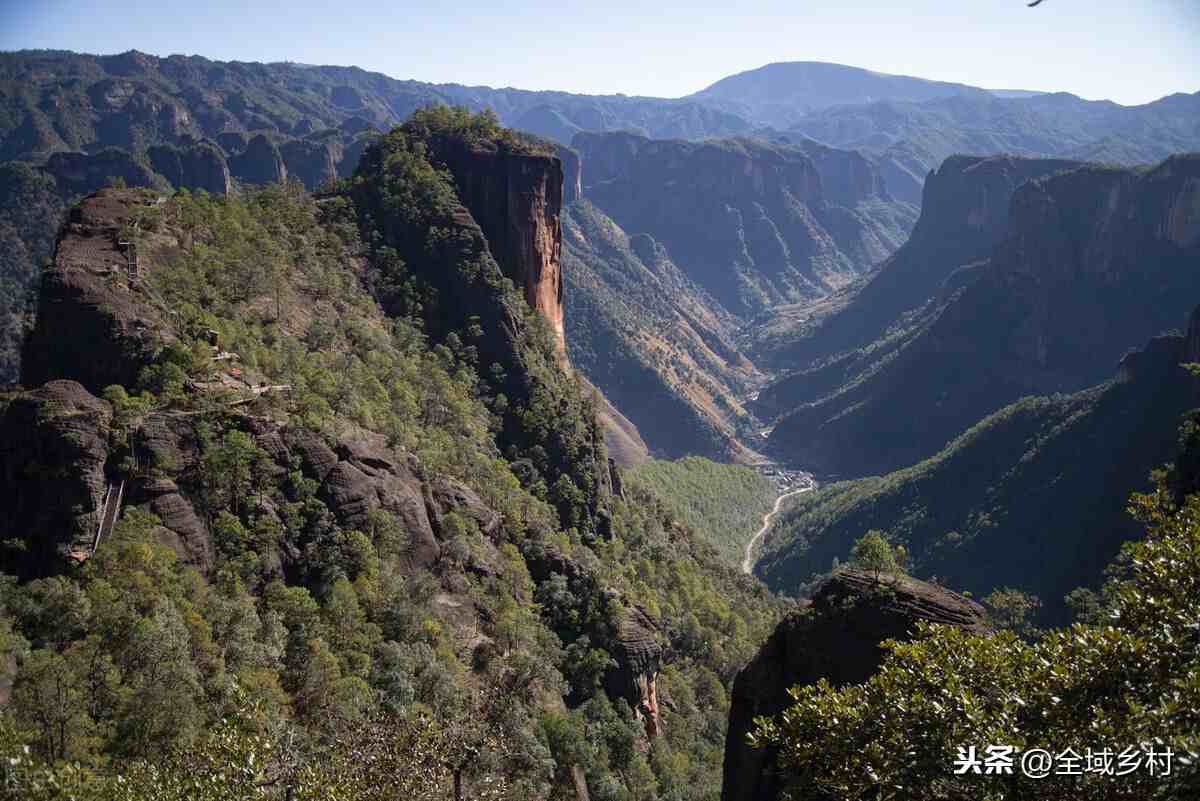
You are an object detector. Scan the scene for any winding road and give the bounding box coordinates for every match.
[741,484,814,575]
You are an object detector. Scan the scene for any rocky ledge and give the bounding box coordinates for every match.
[721,569,989,801]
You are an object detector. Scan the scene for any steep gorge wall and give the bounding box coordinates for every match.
[769,154,1200,477]
[439,141,567,352]
[573,131,915,317]
[22,191,174,392]
[757,154,1083,400]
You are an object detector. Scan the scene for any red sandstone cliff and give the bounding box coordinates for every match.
[439,141,567,353]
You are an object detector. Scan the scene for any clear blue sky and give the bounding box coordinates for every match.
[1,0,1196,105]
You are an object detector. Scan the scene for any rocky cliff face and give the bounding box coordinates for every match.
[437,140,567,351]
[768,154,1200,477]
[0,380,499,580]
[0,380,113,575]
[572,131,916,317]
[22,190,174,392]
[279,139,339,190]
[556,144,583,204]
[757,155,1082,403]
[43,149,166,196]
[787,137,890,206]
[229,134,288,186]
[721,570,989,801]
[147,141,232,194]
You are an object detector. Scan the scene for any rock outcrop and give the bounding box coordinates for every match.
[437,139,567,351]
[604,604,664,738]
[147,141,232,194]
[0,381,112,576]
[721,570,989,801]
[22,190,173,393]
[229,134,288,186]
[315,432,442,569]
[0,376,499,578]
[555,144,583,204]
[279,139,339,190]
[43,149,165,196]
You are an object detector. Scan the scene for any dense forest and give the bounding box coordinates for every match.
[626,459,777,568]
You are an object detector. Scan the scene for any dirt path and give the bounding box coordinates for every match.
[742,485,814,575]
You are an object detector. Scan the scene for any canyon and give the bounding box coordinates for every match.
[1,45,1199,801]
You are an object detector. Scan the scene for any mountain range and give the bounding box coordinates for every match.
[1,46,1200,800]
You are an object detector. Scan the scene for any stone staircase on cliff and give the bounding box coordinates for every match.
[91,480,125,556]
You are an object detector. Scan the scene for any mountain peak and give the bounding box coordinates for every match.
[689,61,990,128]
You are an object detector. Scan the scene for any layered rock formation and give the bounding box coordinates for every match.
[572,131,916,317]
[23,190,174,392]
[436,139,567,351]
[604,605,664,738]
[147,140,232,194]
[769,154,1200,477]
[721,570,989,801]
[229,134,288,186]
[0,380,113,574]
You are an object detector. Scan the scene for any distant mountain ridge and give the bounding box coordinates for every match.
[784,90,1200,202]
[571,131,917,316]
[688,61,996,128]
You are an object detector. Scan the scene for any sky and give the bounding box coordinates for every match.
[1,0,1197,105]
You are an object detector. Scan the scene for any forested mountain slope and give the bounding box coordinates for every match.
[757,306,1200,621]
[563,199,763,461]
[0,112,785,801]
[626,458,777,567]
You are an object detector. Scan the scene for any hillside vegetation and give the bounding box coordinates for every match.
[627,458,777,567]
[753,456,1200,800]
[563,200,763,461]
[756,319,1200,622]
[0,112,786,801]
